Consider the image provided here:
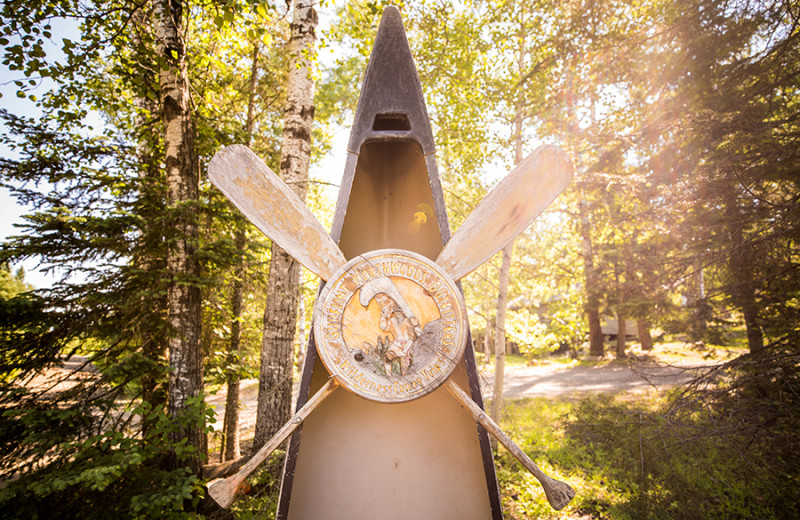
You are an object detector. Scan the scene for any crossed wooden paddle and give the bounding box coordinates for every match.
[206,144,575,510]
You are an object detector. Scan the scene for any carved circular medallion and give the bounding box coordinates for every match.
[313,249,468,403]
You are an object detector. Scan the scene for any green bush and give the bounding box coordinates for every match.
[0,398,211,519]
[563,347,800,519]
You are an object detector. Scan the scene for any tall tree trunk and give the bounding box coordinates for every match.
[491,42,525,434]
[223,228,246,461]
[723,185,764,353]
[490,243,513,439]
[615,260,626,358]
[690,261,709,340]
[637,319,653,351]
[296,282,306,369]
[731,254,764,353]
[580,199,604,356]
[483,299,492,359]
[616,314,627,358]
[154,0,204,473]
[566,59,604,357]
[132,3,168,439]
[222,41,261,462]
[253,0,317,448]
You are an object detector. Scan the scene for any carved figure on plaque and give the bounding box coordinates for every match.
[315,250,468,403]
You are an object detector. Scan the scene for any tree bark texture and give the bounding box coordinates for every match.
[637,319,653,351]
[723,184,764,353]
[616,313,626,357]
[222,42,261,462]
[580,199,604,356]
[223,228,246,461]
[154,0,204,473]
[483,309,492,358]
[615,261,626,357]
[490,243,513,436]
[253,0,317,449]
[567,60,604,357]
[491,59,525,438]
[690,262,709,340]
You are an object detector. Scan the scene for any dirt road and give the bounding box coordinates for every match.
[478,358,707,401]
[206,343,738,432]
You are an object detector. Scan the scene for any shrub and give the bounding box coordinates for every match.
[0,397,211,519]
[564,346,800,519]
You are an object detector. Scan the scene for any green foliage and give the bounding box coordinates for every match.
[494,397,628,519]
[1,0,799,516]
[561,347,800,519]
[0,397,212,519]
[0,265,31,299]
[226,450,286,519]
[0,1,294,515]
[494,346,800,519]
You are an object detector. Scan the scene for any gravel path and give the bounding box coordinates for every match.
[477,358,711,401]
[206,344,735,431]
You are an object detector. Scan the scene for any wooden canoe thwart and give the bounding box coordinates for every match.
[314,250,468,403]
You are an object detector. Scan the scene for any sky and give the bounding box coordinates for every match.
[0,16,108,287]
[0,6,353,289]
[1,2,519,289]
[1,46,52,287]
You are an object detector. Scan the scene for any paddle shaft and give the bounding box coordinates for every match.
[207,378,339,508]
[444,379,575,510]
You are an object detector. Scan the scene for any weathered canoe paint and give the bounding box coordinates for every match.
[277,6,502,520]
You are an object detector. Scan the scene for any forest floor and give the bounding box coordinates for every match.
[478,341,741,400]
[204,341,742,447]
[25,341,739,440]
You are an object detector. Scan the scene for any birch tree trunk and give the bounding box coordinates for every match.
[491,39,525,434]
[253,0,317,449]
[490,243,513,439]
[154,0,204,473]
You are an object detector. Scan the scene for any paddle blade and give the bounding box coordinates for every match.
[209,145,346,281]
[436,145,573,281]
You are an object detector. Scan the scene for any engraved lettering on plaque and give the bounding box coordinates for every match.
[314,250,468,403]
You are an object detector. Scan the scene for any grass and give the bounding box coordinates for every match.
[492,345,800,519]
[217,343,798,519]
[495,397,628,519]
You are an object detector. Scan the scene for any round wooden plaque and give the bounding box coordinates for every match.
[313,249,468,403]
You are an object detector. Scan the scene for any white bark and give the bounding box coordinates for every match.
[253,0,317,449]
[154,0,203,472]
